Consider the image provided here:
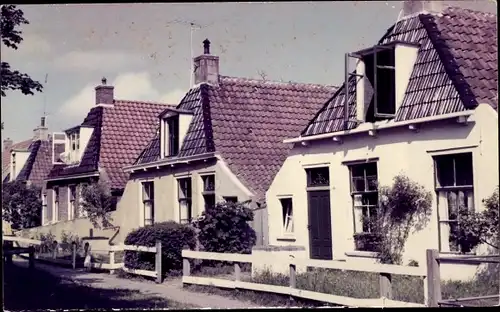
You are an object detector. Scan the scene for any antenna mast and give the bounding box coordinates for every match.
[43,73,48,118]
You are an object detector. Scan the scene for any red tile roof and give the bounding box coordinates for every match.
[47,100,173,190]
[16,139,55,188]
[135,77,337,202]
[302,7,497,136]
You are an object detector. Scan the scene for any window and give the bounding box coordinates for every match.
[42,193,47,225]
[68,131,80,162]
[178,178,192,224]
[202,175,216,210]
[78,184,88,217]
[223,196,238,203]
[280,198,294,234]
[11,152,16,180]
[53,187,60,222]
[362,46,396,122]
[434,153,474,252]
[349,162,378,234]
[68,185,77,220]
[142,182,154,226]
[165,116,179,157]
[306,167,330,187]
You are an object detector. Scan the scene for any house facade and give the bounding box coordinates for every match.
[266,5,498,281]
[120,39,336,246]
[20,78,173,244]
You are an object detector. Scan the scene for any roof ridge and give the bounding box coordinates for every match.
[114,99,176,106]
[219,75,336,89]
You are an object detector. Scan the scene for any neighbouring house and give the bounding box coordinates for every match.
[2,138,33,183]
[19,78,173,245]
[266,3,497,281]
[121,39,336,246]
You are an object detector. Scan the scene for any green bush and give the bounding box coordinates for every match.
[2,181,42,229]
[124,221,196,275]
[193,201,256,254]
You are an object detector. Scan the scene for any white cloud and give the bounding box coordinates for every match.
[1,34,51,59]
[57,72,186,122]
[54,50,144,72]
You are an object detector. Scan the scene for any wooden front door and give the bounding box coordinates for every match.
[307,190,333,260]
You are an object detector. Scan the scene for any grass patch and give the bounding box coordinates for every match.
[3,262,195,310]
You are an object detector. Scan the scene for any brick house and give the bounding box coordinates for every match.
[120,39,337,246]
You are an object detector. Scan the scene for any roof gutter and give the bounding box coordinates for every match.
[284,110,475,144]
[124,152,216,173]
[45,171,100,182]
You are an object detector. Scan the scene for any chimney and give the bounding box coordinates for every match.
[33,116,49,141]
[95,77,114,105]
[402,0,444,18]
[3,138,13,152]
[193,39,220,86]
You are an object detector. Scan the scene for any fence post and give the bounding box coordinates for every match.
[182,251,191,284]
[289,263,297,288]
[155,240,162,284]
[72,242,77,270]
[109,249,115,275]
[379,273,392,300]
[29,246,35,269]
[234,262,241,282]
[426,249,442,307]
[5,241,13,264]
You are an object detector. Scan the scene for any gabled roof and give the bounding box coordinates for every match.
[16,139,55,188]
[134,76,337,202]
[302,7,497,137]
[2,139,32,181]
[47,100,173,190]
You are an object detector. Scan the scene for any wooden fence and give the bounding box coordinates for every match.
[181,249,428,308]
[3,235,41,269]
[427,250,500,307]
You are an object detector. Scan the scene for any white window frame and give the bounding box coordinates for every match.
[53,187,59,223]
[201,174,216,213]
[178,177,192,224]
[348,162,378,234]
[68,131,80,163]
[68,185,77,220]
[42,192,47,225]
[141,181,155,226]
[278,197,294,236]
[433,152,475,253]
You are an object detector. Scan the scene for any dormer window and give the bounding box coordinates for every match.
[347,41,419,125]
[165,116,179,157]
[159,108,193,158]
[66,129,80,164]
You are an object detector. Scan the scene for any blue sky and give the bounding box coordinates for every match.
[1,1,496,145]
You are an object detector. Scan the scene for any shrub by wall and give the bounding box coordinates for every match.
[193,201,256,254]
[124,221,196,275]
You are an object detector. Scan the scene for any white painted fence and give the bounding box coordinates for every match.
[181,249,428,308]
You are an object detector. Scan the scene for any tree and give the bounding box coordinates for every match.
[1,5,43,98]
[2,181,42,230]
[455,187,499,252]
[80,181,115,229]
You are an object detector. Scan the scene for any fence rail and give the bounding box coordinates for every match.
[181,249,427,308]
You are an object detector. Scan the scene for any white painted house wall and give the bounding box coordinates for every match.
[266,104,498,281]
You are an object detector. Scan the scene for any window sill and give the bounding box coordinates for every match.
[277,236,296,242]
[345,251,380,259]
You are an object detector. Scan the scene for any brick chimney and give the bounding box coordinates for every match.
[95,77,114,105]
[3,138,13,152]
[193,39,220,86]
[33,116,49,141]
[402,0,444,18]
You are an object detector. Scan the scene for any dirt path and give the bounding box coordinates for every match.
[13,258,255,309]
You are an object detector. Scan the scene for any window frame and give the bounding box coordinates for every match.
[164,115,180,157]
[42,192,48,225]
[53,187,60,223]
[68,184,77,220]
[178,177,192,224]
[279,197,294,236]
[201,174,216,211]
[142,181,155,226]
[433,152,475,253]
[348,162,379,235]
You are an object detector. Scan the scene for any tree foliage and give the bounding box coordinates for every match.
[455,187,499,252]
[2,180,42,230]
[80,181,114,229]
[363,174,433,265]
[193,200,257,254]
[1,5,43,97]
